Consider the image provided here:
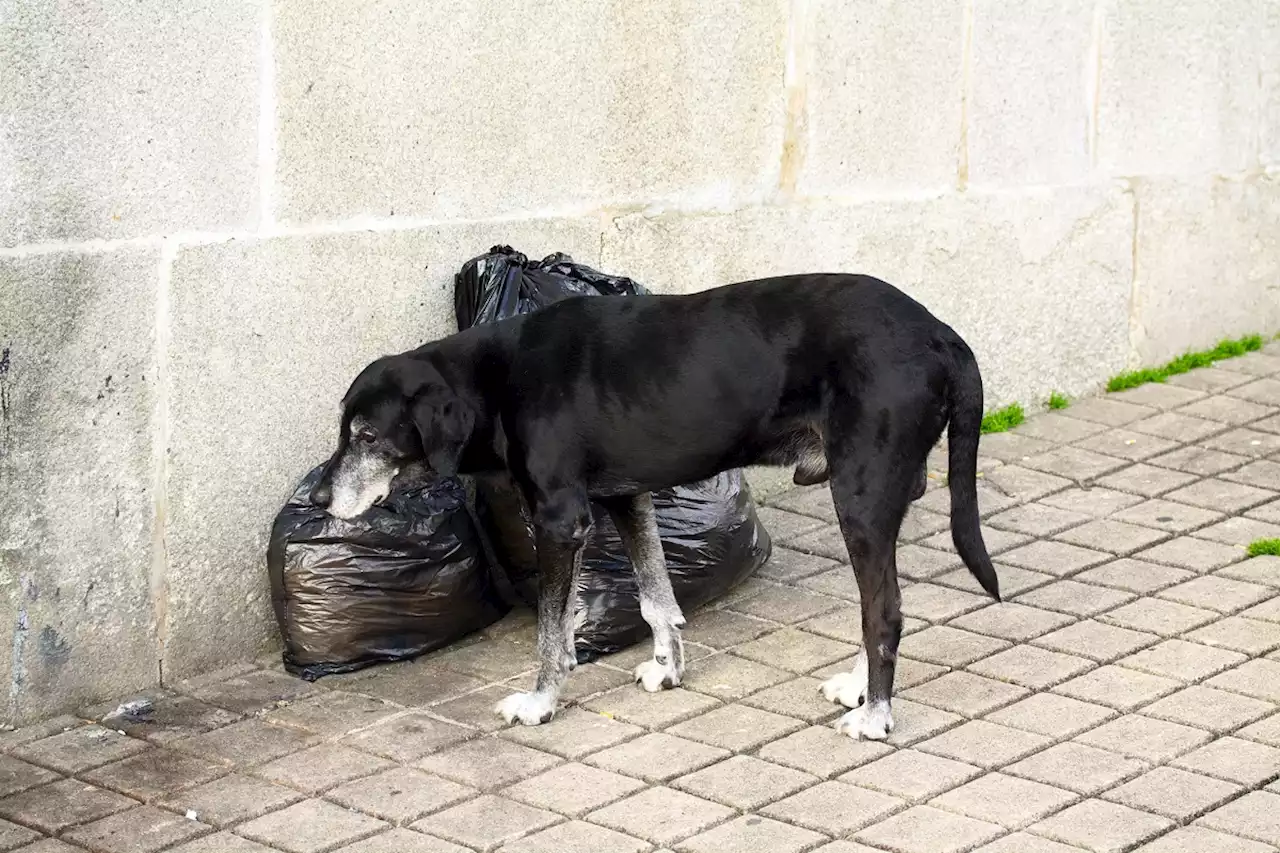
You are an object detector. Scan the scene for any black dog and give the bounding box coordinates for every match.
[312,273,999,739]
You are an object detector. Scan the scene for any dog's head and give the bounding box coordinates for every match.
[311,353,475,519]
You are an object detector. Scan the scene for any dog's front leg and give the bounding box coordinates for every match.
[496,489,589,726]
[602,494,686,691]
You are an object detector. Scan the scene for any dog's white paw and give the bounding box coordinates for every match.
[634,658,681,692]
[835,701,894,741]
[819,671,867,709]
[495,691,557,726]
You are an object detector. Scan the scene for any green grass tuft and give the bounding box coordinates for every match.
[1246,538,1280,558]
[1047,391,1069,410]
[1106,333,1265,393]
[980,403,1025,434]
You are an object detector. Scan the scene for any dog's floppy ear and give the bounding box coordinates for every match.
[411,387,475,477]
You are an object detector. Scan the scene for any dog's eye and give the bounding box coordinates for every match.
[355,428,377,444]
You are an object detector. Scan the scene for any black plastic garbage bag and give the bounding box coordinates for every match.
[267,464,508,680]
[455,246,773,661]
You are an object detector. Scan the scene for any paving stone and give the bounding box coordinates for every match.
[1067,398,1159,426]
[1229,377,1280,405]
[1103,766,1241,821]
[82,749,226,803]
[900,627,1010,667]
[988,504,1091,537]
[686,607,773,648]
[918,526,1034,557]
[1015,580,1136,618]
[900,508,954,542]
[1056,519,1170,556]
[1167,367,1255,393]
[586,787,733,846]
[411,795,557,851]
[1101,599,1218,636]
[739,676,843,724]
[1197,517,1280,549]
[1224,459,1280,490]
[1204,429,1280,458]
[344,713,474,763]
[677,814,826,853]
[81,692,242,747]
[967,645,1094,691]
[935,564,1055,599]
[501,761,644,819]
[949,604,1073,643]
[1113,384,1208,410]
[796,570,862,604]
[266,692,400,738]
[898,584,992,623]
[0,779,136,834]
[930,772,1076,828]
[61,806,211,853]
[1207,659,1280,703]
[1148,445,1251,476]
[1171,737,1280,786]
[902,671,1029,716]
[499,820,647,853]
[412,686,514,734]
[1075,428,1181,463]
[757,546,840,583]
[332,829,469,853]
[810,843,889,853]
[917,720,1051,770]
[779,526,851,562]
[173,719,317,767]
[2,840,81,853]
[673,755,816,810]
[1025,446,1131,481]
[1244,596,1280,623]
[1053,665,1180,712]
[579,686,721,731]
[1245,497,1280,524]
[0,756,57,800]
[1033,619,1160,662]
[1119,639,1249,681]
[1041,486,1147,517]
[1133,826,1277,853]
[234,799,387,853]
[1030,798,1173,851]
[1230,351,1280,376]
[666,704,804,753]
[880,699,965,748]
[1113,499,1225,535]
[1015,413,1109,443]
[500,707,644,760]
[1198,791,1280,847]
[985,693,1115,738]
[179,670,317,717]
[1076,714,1213,763]
[1097,463,1202,499]
[1238,712,1280,747]
[12,725,149,775]
[0,817,37,851]
[1130,411,1225,443]
[327,767,476,825]
[978,432,1057,462]
[1188,616,1280,655]
[1158,576,1274,614]
[972,833,1088,853]
[1165,479,1277,515]
[431,639,537,683]
[998,540,1113,576]
[678,654,791,702]
[159,773,305,828]
[1141,685,1275,733]
[895,545,964,581]
[253,745,392,796]
[727,585,844,623]
[1076,558,1194,594]
[1135,536,1246,572]
[1007,742,1147,795]
[761,779,904,836]
[855,805,1003,853]
[759,726,891,778]
[1179,395,1275,426]
[732,629,857,674]
[1220,556,1280,587]
[755,508,830,544]
[417,738,560,792]
[587,732,729,784]
[843,749,982,802]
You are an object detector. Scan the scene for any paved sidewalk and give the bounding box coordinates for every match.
[4,345,1280,853]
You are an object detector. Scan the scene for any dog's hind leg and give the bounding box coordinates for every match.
[817,400,926,740]
[602,493,686,691]
[496,486,590,726]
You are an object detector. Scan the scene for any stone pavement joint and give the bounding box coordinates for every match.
[3,347,1280,851]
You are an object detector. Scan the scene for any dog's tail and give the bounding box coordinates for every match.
[946,339,1001,601]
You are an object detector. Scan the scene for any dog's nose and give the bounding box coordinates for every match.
[311,483,332,508]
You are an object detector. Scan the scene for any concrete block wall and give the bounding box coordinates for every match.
[1,0,1278,725]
